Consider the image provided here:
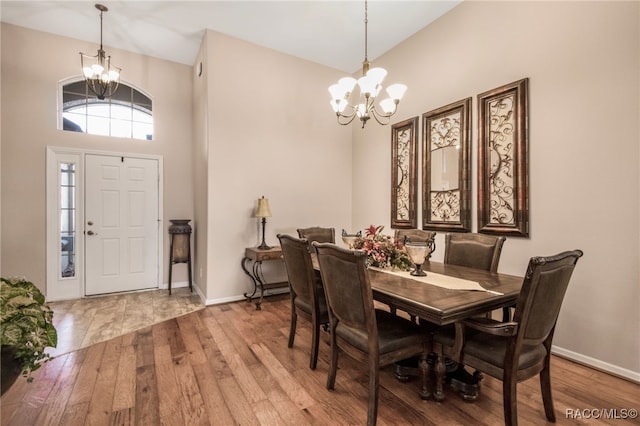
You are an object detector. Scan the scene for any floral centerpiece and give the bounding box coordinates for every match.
[352,225,413,271]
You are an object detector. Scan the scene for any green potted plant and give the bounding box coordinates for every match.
[1,277,57,394]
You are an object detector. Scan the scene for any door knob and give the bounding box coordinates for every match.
[87,230,97,236]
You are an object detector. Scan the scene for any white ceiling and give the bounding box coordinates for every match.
[0,1,461,73]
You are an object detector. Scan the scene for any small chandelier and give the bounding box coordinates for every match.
[328,0,407,128]
[80,4,121,100]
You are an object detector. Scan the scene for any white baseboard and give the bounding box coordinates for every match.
[552,345,640,384]
[168,280,289,307]
[160,280,190,290]
[205,294,248,305]
[204,287,289,306]
[191,281,206,304]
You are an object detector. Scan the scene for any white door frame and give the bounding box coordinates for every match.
[46,146,164,301]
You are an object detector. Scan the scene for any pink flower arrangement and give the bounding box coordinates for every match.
[352,225,413,270]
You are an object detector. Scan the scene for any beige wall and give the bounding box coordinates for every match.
[199,30,353,303]
[192,36,210,299]
[0,23,194,291]
[353,1,639,378]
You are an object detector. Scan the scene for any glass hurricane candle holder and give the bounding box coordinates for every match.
[405,242,434,276]
[341,229,362,249]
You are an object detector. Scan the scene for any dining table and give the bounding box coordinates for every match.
[367,262,523,400]
[312,254,524,401]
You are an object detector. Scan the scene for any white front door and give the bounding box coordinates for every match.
[85,154,159,296]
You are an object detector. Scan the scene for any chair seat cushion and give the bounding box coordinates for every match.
[434,325,546,371]
[337,309,427,354]
[294,290,329,320]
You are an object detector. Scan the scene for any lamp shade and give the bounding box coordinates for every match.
[357,75,376,97]
[330,99,347,113]
[386,83,407,101]
[379,98,397,114]
[255,196,272,218]
[339,77,357,94]
[366,67,387,86]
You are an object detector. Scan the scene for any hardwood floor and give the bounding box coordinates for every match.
[2,294,639,425]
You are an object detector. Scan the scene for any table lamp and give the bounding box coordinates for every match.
[255,196,272,250]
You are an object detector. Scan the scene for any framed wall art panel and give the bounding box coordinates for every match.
[391,117,418,229]
[422,98,471,232]
[477,78,529,237]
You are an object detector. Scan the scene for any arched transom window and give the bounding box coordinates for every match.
[60,79,153,140]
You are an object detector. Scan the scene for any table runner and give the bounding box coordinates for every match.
[370,267,503,295]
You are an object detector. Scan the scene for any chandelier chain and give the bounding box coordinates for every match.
[364,0,368,63]
[99,8,104,50]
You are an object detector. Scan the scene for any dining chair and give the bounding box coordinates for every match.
[297,226,335,244]
[433,250,583,426]
[444,232,506,273]
[277,234,329,370]
[444,232,509,320]
[441,232,509,393]
[313,242,430,426]
[394,228,436,245]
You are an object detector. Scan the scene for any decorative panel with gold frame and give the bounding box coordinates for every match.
[422,98,471,232]
[477,78,529,237]
[391,117,418,229]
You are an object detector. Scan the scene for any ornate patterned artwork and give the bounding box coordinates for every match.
[422,99,471,232]
[396,130,411,219]
[429,111,462,222]
[391,117,418,228]
[478,78,529,236]
[430,190,460,222]
[488,95,516,225]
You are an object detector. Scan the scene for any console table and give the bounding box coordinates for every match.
[241,246,288,310]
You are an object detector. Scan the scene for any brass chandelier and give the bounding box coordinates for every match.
[328,0,407,128]
[80,4,121,100]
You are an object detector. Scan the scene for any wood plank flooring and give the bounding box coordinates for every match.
[2,294,639,425]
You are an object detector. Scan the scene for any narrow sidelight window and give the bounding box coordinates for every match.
[60,162,76,278]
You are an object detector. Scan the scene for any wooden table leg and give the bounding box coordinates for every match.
[418,349,431,400]
[241,256,259,305]
[252,260,265,310]
[434,342,446,401]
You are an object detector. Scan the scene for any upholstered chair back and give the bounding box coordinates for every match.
[515,250,583,345]
[394,229,436,244]
[313,243,371,334]
[297,227,336,244]
[279,234,315,305]
[444,233,506,273]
